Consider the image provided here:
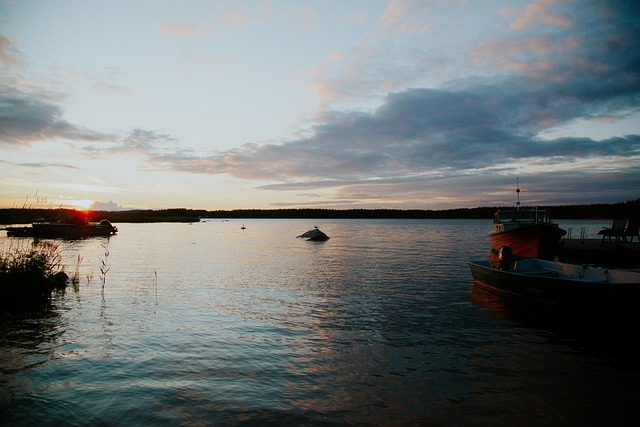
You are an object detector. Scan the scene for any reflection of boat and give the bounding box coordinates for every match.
[5,219,118,238]
[297,226,329,241]
[468,256,640,310]
[488,179,565,259]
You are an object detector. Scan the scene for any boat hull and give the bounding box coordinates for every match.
[489,224,565,259]
[6,222,117,238]
[469,259,640,311]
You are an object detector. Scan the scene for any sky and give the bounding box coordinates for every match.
[1,0,639,211]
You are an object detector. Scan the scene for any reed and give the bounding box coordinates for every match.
[71,254,83,291]
[0,239,68,307]
[86,270,95,286]
[99,243,110,291]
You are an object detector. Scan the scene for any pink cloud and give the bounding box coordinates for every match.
[510,0,574,30]
[220,3,272,27]
[0,35,21,68]
[380,0,431,33]
[159,19,215,38]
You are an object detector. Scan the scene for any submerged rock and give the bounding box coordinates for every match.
[297,227,330,241]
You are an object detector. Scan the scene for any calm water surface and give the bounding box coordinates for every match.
[1,219,638,426]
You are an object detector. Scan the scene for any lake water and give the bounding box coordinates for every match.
[1,219,638,426]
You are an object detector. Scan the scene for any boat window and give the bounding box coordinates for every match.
[496,209,552,224]
[514,211,532,221]
[498,212,513,223]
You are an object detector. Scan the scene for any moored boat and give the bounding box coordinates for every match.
[5,219,118,238]
[488,178,565,259]
[468,256,640,311]
[488,207,566,259]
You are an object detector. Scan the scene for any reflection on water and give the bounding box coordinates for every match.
[1,219,638,426]
[470,281,640,372]
[0,304,67,423]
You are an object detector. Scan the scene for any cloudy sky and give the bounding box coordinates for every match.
[1,0,639,211]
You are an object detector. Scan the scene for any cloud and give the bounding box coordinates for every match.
[121,129,178,151]
[159,18,215,38]
[81,128,180,158]
[153,78,640,182]
[17,161,80,170]
[0,158,80,170]
[475,1,640,84]
[329,50,344,62]
[0,44,178,156]
[0,35,22,68]
[90,200,127,211]
[220,3,273,28]
[510,0,574,30]
[380,0,431,33]
[0,87,115,146]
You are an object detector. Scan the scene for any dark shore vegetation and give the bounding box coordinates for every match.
[0,199,638,225]
[0,240,68,308]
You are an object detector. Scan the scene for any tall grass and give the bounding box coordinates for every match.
[0,239,67,307]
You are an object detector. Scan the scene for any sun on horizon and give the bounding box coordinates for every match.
[67,199,94,210]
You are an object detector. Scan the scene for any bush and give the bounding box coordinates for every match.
[0,240,68,308]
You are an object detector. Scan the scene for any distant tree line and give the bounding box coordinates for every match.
[1,199,638,224]
[203,199,640,220]
[0,208,205,224]
[203,207,499,219]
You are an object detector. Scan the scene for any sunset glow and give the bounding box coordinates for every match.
[68,199,94,210]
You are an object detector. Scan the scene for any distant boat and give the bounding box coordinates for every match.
[488,178,565,259]
[5,219,118,238]
[468,255,640,311]
[297,226,329,241]
[241,223,246,230]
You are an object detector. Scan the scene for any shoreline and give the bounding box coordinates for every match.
[1,199,639,224]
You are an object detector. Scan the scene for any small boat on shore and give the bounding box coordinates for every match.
[469,253,640,311]
[488,179,566,259]
[5,219,118,238]
[297,226,329,241]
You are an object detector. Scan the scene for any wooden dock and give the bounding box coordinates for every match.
[557,238,640,268]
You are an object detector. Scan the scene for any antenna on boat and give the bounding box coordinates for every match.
[516,177,521,209]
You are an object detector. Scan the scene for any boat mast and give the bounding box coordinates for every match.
[516,177,520,210]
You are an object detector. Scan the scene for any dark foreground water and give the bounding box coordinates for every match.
[1,219,638,426]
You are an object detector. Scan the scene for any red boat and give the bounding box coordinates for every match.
[488,178,566,260]
[488,207,566,259]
